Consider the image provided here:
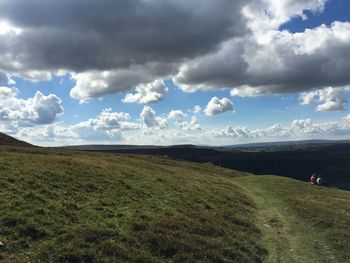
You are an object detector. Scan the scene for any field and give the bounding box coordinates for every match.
[0,146,264,262]
[1,145,350,262]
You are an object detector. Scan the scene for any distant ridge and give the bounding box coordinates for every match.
[61,144,200,151]
[224,139,349,148]
[0,132,32,146]
[61,139,350,153]
[61,139,350,189]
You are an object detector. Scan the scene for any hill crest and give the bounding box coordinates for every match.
[0,132,31,146]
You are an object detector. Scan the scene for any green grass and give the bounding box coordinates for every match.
[1,146,350,262]
[0,146,265,262]
[234,176,350,263]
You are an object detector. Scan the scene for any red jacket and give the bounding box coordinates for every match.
[310,175,317,184]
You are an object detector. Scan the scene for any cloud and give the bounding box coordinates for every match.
[0,88,63,126]
[0,20,22,35]
[70,64,175,101]
[5,111,350,147]
[204,97,234,116]
[130,128,200,145]
[175,21,350,97]
[213,126,252,138]
[299,90,319,105]
[130,115,350,146]
[0,0,248,97]
[214,117,350,141]
[290,119,323,134]
[174,38,247,92]
[193,105,202,114]
[123,79,168,104]
[74,108,139,131]
[15,108,141,144]
[177,117,202,131]
[168,110,201,131]
[0,0,342,102]
[70,108,140,141]
[140,106,167,129]
[299,86,350,112]
[0,86,17,101]
[29,91,64,124]
[0,0,348,131]
[230,85,264,97]
[243,0,326,35]
[0,0,247,70]
[0,71,11,86]
[18,123,78,144]
[168,110,187,122]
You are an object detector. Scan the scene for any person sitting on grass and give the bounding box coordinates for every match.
[317,176,325,186]
[310,174,318,185]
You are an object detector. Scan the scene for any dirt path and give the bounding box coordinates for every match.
[233,176,338,263]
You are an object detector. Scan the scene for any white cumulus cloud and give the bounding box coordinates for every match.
[0,87,63,126]
[168,110,187,122]
[168,110,201,131]
[213,117,350,142]
[71,108,139,141]
[193,105,202,114]
[177,116,201,131]
[204,97,234,116]
[140,106,167,129]
[299,86,350,112]
[123,79,168,104]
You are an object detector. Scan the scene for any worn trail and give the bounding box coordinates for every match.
[233,176,338,263]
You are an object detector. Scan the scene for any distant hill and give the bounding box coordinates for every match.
[62,139,349,152]
[221,139,350,152]
[64,140,350,189]
[226,139,338,148]
[0,132,31,146]
[62,144,200,151]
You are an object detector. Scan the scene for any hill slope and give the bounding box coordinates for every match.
[1,146,350,262]
[0,132,31,147]
[233,176,350,262]
[0,146,263,262]
[82,143,350,189]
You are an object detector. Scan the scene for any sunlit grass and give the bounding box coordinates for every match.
[0,146,265,262]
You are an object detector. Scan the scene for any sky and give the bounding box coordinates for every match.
[0,0,350,146]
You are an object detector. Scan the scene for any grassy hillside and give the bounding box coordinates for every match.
[234,176,350,262]
[91,143,350,189]
[0,133,31,147]
[1,145,350,262]
[0,146,265,262]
